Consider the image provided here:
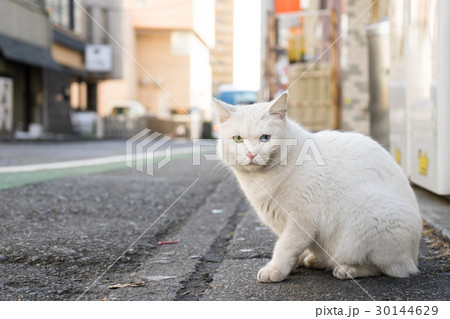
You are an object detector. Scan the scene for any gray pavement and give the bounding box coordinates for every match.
[414,186,450,240]
[0,139,193,166]
[0,140,128,166]
[202,210,449,301]
[0,152,230,300]
[0,140,449,301]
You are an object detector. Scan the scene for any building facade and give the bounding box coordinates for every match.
[339,0,389,134]
[260,0,390,135]
[211,0,234,94]
[98,0,215,125]
[0,0,122,137]
[46,0,123,134]
[0,0,58,136]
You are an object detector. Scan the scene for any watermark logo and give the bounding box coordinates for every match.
[126,128,172,175]
[195,138,325,167]
[295,139,325,166]
[126,129,326,175]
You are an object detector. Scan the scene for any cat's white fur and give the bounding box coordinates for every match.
[213,92,422,282]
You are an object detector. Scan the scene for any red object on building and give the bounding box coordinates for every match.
[275,0,301,13]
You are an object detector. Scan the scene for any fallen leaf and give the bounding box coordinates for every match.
[107,281,145,289]
[145,275,176,281]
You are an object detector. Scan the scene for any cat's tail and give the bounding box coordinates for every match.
[379,255,420,278]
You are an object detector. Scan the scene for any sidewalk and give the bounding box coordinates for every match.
[0,140,448,300]
[200,191,450,301]
[414,186,450,240]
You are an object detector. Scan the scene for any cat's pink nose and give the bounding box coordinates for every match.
[246,152,256,160]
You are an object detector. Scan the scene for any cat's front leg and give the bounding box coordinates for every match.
[257,223,313,283]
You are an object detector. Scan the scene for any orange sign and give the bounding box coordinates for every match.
[275,0,301,13]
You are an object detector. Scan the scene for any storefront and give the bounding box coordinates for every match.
[0,33,60,136]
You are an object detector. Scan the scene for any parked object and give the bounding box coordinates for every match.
[14,123,44,140]
[72,112,97,137]
[28,123,43,138]
[216,87,258,106]
[108,101,146,118]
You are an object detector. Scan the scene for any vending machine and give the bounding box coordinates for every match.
[389,0,450,195]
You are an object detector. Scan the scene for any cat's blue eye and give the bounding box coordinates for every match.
[260,134,271,143]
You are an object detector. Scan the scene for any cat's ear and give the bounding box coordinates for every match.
[212,98,236,123]
[269,91,288,119]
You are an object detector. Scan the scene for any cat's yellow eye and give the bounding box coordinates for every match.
[232,135,244,143]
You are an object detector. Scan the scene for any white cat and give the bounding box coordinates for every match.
[213,92,422,282]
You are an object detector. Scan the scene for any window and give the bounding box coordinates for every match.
[46,0,74,31]
[101,8,109,44]
[85,6,93,43]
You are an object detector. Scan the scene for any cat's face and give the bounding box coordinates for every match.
[213,93,289,172]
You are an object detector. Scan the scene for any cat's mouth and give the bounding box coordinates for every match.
[235,155,270,171]
[247,161,260,166]
[235,163,263,172]
[236,151,280,171]
[241,156,266,166]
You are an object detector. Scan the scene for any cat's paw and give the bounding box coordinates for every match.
[257,264,288,283]
[333,265,354,280]
[304,254,324,269]
[333,264,380,279]
[295,250,310,268]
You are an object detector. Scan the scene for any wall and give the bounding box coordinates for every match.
[211,0,234,93]
[97,8,136,116]
[193,0,215,47]
[190,34,212,120]
[51,43,84,70]
[135,30,190,113]
[0,0,51,49]
[127,0,194,31]
[98,0,214,121]
[83,0,124,79]
[340,0,372,134]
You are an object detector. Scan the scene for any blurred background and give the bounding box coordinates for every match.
[0,0,448,196]
[1,1,449,303]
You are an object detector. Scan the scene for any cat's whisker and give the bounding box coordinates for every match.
[217,167,235,191]
[211,161,229,177]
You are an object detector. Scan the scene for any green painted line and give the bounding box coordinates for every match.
[0,152,192,190]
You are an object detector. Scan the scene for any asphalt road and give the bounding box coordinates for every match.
[0,140,449,301]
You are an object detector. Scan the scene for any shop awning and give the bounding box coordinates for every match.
[0,33,60,70]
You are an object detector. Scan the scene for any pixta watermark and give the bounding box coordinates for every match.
[126,129,326,175]
[126,128,172,175]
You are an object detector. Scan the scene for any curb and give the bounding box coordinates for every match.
[422,216,450,242]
